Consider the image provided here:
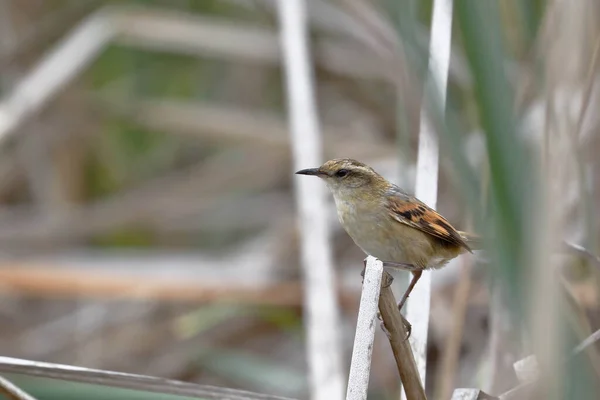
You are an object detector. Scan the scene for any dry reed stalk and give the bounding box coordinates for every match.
[277,1,344,399]
[378,271,427,400]
[435,258,473,400]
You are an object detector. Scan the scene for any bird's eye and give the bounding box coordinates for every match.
[335,169,349,178]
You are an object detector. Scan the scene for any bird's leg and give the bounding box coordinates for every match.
[397,270,422,312]
[380,261,418,338]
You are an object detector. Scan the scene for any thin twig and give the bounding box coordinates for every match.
[0,375,38,400]
[378,271,427,400]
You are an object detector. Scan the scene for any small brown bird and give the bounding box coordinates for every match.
[296,158,474,312]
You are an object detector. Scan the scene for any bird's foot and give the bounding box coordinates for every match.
[377,311,412,340]
[381,271,394,288]
[401,314,412,340]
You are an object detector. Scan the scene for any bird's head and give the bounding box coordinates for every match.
[295,158,388,195]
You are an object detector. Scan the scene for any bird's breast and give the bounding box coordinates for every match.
[334,197,400,258]
[333,195,456,269]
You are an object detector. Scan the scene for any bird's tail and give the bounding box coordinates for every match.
[458,231,483,251]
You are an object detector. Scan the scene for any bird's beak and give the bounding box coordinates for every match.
[295,168,323,176]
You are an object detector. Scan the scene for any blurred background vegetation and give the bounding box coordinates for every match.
[0,0,599,399]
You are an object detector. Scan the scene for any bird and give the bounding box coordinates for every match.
[295,158,476,314]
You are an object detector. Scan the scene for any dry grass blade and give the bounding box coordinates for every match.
[436,258,473,400]
[0,9,113,142]
[0,357,297,400]
[405,0,455,391]
[562,240,600,269]
[497,382,536,400]
[451,388,498,400]
[114,5,389,81]
[494,322,600,400]
[0,375,38,400]
[574,36,600,139]
[572,328,600,356]
[277,1,344,399]
[0,0,98,67]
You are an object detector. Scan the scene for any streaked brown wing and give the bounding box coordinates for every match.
[387,194,472,252]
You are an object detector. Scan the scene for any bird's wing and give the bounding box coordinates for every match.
[386,190,472,252]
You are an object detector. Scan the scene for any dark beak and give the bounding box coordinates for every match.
[295,168,322,176]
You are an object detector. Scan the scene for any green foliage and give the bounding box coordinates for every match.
[174,304,251,340]
[175,304,302,340]
[173,304,304,396]
[456,1,596,398]
[515,0,547,54]
[194,349,305,395]
[85,119,177,198]
[255,306,302,334]
[456,1,537,316]
[92,227,156,248]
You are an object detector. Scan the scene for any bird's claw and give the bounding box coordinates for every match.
[377,311,411,340]
[377,311,392,340]
[401,315,412,340]
[381,272,393,288]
